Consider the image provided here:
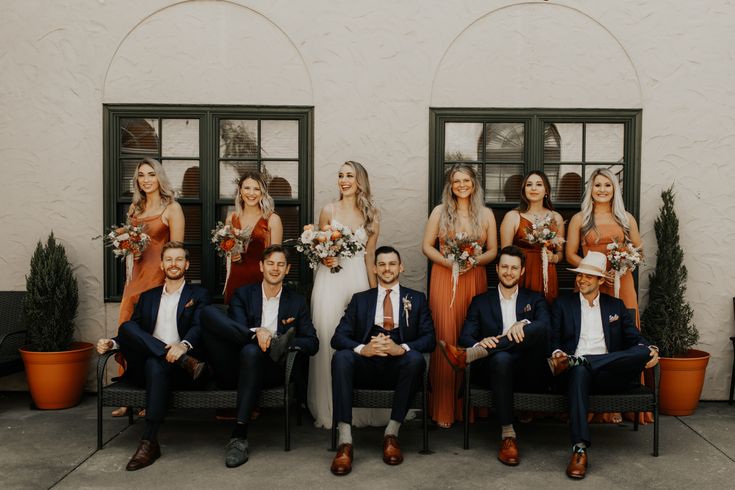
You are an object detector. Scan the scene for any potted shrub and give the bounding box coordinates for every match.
[19,232,93,409]
[641,186,709,416]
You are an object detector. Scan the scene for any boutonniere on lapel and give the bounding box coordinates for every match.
[281,317,296,326]
[402,295,412,326]
[184,299,195,308]
[608,314,619,322]
[523,303,532,313]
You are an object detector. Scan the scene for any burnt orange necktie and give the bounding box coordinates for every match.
[383,289,394,330]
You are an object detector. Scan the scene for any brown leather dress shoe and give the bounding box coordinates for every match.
[331,443,353,476]
[547,354,570,376]
[438,340,467,371]
[383,435,404,465]
[498,437,519,466]
[126,439,161,471]
[179,354,206,381]
[566,448,588,479]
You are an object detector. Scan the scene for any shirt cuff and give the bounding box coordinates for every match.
[401,343,410,352]
[181,340,193,351]
[111,339,120,351]
[552,349,564,356]
[353,344,365,355]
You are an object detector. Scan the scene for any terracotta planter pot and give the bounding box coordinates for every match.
[19,342,94,409]
[658,348,710,416]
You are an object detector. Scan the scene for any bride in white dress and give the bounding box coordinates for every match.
[307,161,390,429]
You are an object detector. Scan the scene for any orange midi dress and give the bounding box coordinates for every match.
[514,215,559,302]
[223,215,269,304]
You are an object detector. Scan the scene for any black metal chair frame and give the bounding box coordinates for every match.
[96,349,300,451]
[463,362,660,456]
[0,291,27,377]
[330,352,431,454]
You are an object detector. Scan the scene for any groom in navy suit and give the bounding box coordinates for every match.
[439,245,550,466]
[549,251,659,479]
[201,244,318,468]
[97,241,211,471]
[330,246,436,476]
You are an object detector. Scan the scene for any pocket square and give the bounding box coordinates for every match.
[523,303,532,313]
[608,314,619,322]
[281,317,296,325]
[184,299,195,308]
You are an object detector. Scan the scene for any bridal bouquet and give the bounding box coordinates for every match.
[606,238,643,298]
[443,232,483,308]
[211,222,252,292]
[294,223,366,273]
[524,214,565,295]
[100,224,151,284]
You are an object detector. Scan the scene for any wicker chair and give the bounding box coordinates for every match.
[463,362,659,456]
[330,353,431,453]
[97,349,300,451]
[0,291,26,377]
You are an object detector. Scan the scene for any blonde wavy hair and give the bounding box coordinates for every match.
[339,161,378,236]
[129,158,176,218]
[580,167,631,241]
[439,163,484,237]
[234,171,275,218]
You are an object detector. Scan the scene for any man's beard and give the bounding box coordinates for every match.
[165,267,185,280]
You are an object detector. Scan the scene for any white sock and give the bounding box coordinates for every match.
[384,419,401,437]
[338,422,352,445]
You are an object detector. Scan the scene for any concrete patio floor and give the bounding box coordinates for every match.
[1,391,733,489]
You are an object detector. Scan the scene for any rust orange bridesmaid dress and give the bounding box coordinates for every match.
[222,215,269,304]
[513,214,559,302]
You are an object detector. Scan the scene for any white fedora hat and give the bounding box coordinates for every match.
[567,251,607,277]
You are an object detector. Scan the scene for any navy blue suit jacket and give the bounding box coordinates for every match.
[126,283,211,350]
[228,283,319,355]
[550,292,649,355]
[458,287,550,348]
[331,286,436,353]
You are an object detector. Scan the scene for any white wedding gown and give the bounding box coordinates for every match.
[307,222,390,429]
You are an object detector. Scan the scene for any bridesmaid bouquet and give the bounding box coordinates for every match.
[524,214,565,295]
[294,223,366,273]
[100,224,151,284]
[443,232,483,308]
[211,222,252,293]
[606,239,643,298]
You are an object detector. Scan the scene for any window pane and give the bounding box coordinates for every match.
[444,123,482,161]
[261,120,298,159]
[545,123,582,162]
[220,120,258,158]
[121,118,159,155]
[181,204,201,243]
[161,160,199,199]
[544,164,583,203]
[219,161,259,199]
[585,165,625,191]
[586,123,624,162]
[485,123,524,162]
[186,246,202,284]
[120,159,139,197]
[484,164,524,202]
[263,161,298,199]
[162,119,199,157]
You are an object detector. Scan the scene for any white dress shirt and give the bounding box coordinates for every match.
[259,285,282,336]
[151,282,184,346]
[354,283,410,354]
[498,286,520,336]
[575,293,608,356]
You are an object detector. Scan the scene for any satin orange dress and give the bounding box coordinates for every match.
[583,222,651,424]
[514,215,559,302]
[429,237,488,427]
[117,212,169,324]
[223,215,269,304]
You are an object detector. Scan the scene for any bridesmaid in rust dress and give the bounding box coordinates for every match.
[222,172,282,304]
[567,167,646,424]
[500,171,564,302]
[422,164,497,428]
[114,157,185,416]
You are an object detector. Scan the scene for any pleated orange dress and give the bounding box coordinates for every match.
[429,237,488,427]
[583,223,652,424]
[514,215,559,302]
[117,212,169,324]
[223,215,269,304]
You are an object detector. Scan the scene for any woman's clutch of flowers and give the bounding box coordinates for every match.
[210,222,252,257]
[443,232,483,307]
[606,239,643,273]
[523,214,565,250]
[293,223,366,273]
[100,223,151,260]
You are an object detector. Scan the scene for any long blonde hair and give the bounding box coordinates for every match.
[439,163,484,237]
[129,158,176,218]
[580,168,630,240]
[339,161,378,236]
[234,171,275,218]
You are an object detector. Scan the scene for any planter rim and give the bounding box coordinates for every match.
[19,341,94,355]
[659,348,710,360]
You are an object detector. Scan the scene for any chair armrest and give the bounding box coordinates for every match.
[96,349,119,390]
[0,329,27,351]
[283,350,297,386]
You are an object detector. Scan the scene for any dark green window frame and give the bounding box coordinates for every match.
[429,108,642,292]
[103,104,314,301]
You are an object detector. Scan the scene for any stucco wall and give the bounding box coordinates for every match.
[1,0,733,399]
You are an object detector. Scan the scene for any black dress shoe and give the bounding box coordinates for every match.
[225,438,249,468]
[269,328,295,363]
[178,354,206,380]
[126,439,161,471]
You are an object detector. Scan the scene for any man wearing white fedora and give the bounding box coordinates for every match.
[549,251,659,480]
